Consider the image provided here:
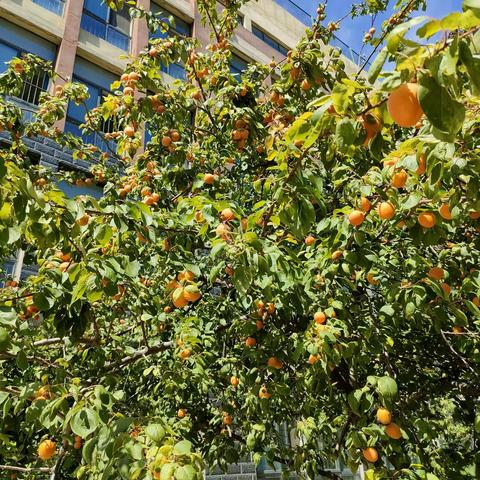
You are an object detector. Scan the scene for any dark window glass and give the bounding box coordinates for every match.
[32,0,65,16]
[150,5,191,38]
[81,3,130,50]
[0,40,49,105]
[230,53,249,77]
[252,25,288,55]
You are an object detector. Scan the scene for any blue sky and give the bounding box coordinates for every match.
[295,0,463,56]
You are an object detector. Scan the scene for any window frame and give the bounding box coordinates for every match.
[251,24,289,56]
[81,3,131,51]
[0,38,51,106]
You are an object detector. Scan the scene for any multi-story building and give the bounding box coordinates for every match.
[0,1,364,478]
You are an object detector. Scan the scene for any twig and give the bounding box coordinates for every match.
[440,330,476,375]
[104,341,173,372]
[0,465,51,473]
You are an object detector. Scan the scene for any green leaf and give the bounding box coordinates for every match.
[463,0,480,17]
[15,350,28,371]
[175,465,197,480]
[335,118,357,151]
[418,75,465,136]
[368,47,388,84]
[459,40,480,94]
[71,408,100,437]
[173,440,192,455]
[232,264,253,295]
[377,376,398,399]
[145,424,165,445]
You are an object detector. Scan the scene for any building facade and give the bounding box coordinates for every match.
[0,0,362,478]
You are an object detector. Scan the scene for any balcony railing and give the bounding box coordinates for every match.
[80,12,130,51]
[32,0,65,16]
[65,120,117,153]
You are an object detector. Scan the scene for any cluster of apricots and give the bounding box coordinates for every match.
[231,118,250,150]
[166,270,202,309]
[161,129,181,152]
[362,408,403,464]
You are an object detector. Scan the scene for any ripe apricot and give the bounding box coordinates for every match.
[367,272,379,285]
[124,126,135,137]
[258,385,271,399]
[245,337,256,347]
[177,408,186,418]
[204,173,215,185]
[472,297,479,307]
[362,447,378,463]
[267,357,283,369]
[428,267,444,281]
[220,208,235,221]
[256,320,264,330]
[77,214,90,226]
[173,289,188,308]
[314,311,326,324]
[387,83,423,127]
[348,210,365,227]
[391,170,408,188]
[305,235,315,246]
[223,413,233,425]
[308,354,319,364]
[215,223,231,240]
[73,435,82,449]
[266,302,275,315]
[469,211,480,220]
[452,325,463,335]
[38,439,56,460]
[183,285,201,303]
[418,212,436,229]
[385,423,402,440]
[376,407,392,425]
[377,202,395,220]
[179,348,191,360]
[161,136,171,147]
[416,154,426,175]
[360,197,371,212]
[439,204,452,220]
[331,250,343,261]
[230,376,240,387]
[441,283,451,296]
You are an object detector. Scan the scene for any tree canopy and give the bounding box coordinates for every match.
[0,0,479,479]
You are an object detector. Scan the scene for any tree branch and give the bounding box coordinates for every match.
[0,465,51,473]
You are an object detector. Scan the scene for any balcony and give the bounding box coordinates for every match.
[32,0,65,16]
[80,11,130,51]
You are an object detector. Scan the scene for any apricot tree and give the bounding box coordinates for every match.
[0,0,479,479]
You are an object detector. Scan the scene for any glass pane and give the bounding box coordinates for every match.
[150,4,190,37]
[161,62,185,80]
[106,27,130,50]
[32,0,65,16]
[84,0,108,20]
[109,5,130,35]
[0,41,18,74]
[67,80,100,123]
[230,54,248,77]
[252,26,264,41]
[57,180,103,200]
[81,12,107,40]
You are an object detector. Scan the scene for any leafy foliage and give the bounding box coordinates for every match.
[0,0,479,479]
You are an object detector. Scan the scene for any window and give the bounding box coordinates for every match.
[32,0,65,16]
[150,4,191,39]
[230,53,249,77]
[0,20,56,107]
[252,25,289,56]
[238,13,244,27]
[65,58,118,151]
[150,4,191,80]
[81,0,131,51]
